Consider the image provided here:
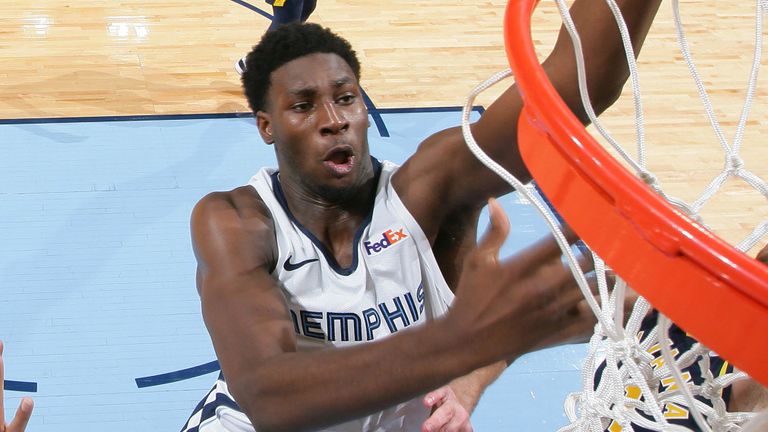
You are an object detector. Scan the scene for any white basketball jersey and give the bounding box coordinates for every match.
[182,159,455,432]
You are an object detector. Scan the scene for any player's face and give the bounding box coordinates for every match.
[259,53,372,202]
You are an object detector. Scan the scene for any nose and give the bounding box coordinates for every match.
[318,100,349,135]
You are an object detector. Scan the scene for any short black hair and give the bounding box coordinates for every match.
[241,23,361,113]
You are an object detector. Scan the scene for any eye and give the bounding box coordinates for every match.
[337,94,355,105]
[291,102,312,112]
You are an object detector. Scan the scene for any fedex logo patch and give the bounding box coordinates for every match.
[364,228,408,255]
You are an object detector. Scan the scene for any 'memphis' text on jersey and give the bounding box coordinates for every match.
[288,283,426,342]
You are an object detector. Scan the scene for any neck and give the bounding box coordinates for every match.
[278,168,378,259]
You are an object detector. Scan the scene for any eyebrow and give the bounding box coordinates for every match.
[288,87,317,99]
[287,76,355,98]
[332,77,354,87]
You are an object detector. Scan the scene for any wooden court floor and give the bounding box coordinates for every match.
[3,0,766,251]
[1,0,766,428]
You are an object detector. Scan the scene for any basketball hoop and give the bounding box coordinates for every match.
[503,0,768,388]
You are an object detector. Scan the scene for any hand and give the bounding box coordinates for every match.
[757,243,768,266]
[447,198,596,364]
[421,385,473,432]
[0,341,33,432]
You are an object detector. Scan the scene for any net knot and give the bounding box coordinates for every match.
[578,393,608,419]
[690,213,704,225]
[726,154,744,172]
[638,170,658,187]
[700,377,723,401]
[707,415,738,432]
[608,405,633,430]
[613,337,643,362]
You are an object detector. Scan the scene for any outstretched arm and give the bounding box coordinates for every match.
[421,361,508,432]
[195,189,480,431]
[0,341,33,432]
[394,0,664,240]
[196,194,596,431]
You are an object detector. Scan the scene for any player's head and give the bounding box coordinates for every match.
[241,22,361,113]
[243,23,372,203]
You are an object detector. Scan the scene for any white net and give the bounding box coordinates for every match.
[461,0,768,431]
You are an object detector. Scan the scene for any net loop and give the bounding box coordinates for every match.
[728,154,745,173]
[612,336,648,370]
[638,170,659,189]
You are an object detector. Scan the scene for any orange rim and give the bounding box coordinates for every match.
[504,0,768,385]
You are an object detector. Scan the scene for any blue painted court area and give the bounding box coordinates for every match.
[0,109,586,431]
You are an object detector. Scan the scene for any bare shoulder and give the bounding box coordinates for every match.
[393,126,471,238]
[193,185,272,226]
[191,186,277,275]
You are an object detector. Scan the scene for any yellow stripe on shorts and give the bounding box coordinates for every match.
[719,361,729,377]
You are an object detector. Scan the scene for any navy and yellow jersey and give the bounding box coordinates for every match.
[596,310,733,431]
[263,0,316,31]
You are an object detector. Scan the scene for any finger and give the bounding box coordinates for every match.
[550,256,593,291]
[584,270,621,298]
[553,244,598,292]
[423,387,449,409]
[535,305,597,348]
[443,406,472,432]
[8,398,33,432]
[569,297,599,325]
[522,251,594,300]
[1,340,5,428]
[557,279,595,318]
[507,229,580,273]
[475,198,510,258]
[421,403,455,432]
[585,273,597,292]
[560,223,580,244]
[575,250,595,274]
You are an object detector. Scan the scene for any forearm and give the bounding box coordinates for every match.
[457,0,662,200]
[449,360,508,413]
[227,319,490,432]
[200,265,497,431]
[545,0,663,117]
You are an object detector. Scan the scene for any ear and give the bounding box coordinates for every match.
[256,110,274,145]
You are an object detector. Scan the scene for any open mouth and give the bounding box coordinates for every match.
[323,147,355,175]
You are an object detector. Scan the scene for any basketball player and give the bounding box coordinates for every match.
[235,0,318,74]
[595,243,768,431]
[0,341,33,432]
[183,0,663,430]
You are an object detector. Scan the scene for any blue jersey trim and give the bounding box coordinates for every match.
[270,157,381,276]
